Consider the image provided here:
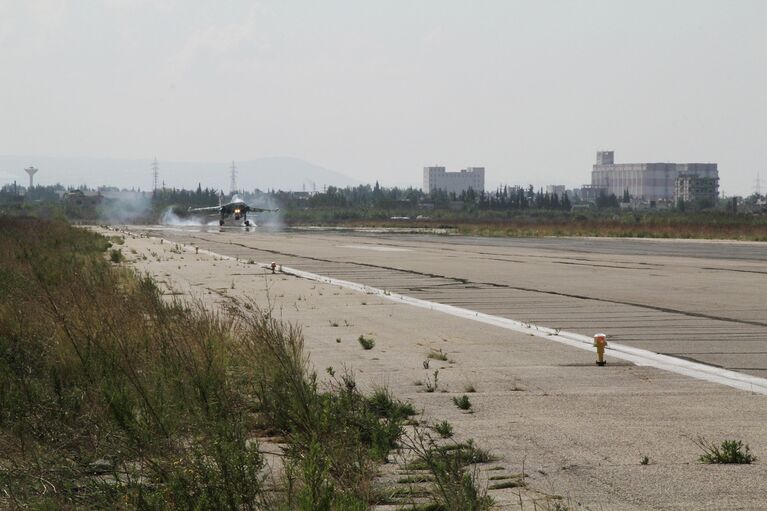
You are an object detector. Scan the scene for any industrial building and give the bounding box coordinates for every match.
[674,173,719,204]
[423,166,485,195]
[546,185,566,197]
[591,151,718,201]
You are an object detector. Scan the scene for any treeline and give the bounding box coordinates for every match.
[151,184,223,210]
[274,182,577,211]
[470,185,572,211]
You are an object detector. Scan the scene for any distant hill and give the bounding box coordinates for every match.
[0,155,361,191]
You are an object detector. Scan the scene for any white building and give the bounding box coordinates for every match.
[591,151,718,201]
[423,166,485,195]
[546,185,566,197]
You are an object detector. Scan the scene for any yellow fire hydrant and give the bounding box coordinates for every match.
[593,333,607,366]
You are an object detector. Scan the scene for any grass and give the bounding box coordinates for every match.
[358,334,376,350]
[427,349,449,361]
[403,433,495,511]
[694,437,757,464]
[109,247,124,262]
[434,420,454,439]
[368,387,417,420]
[453,395,472,411]
[285,208,767,242]
[397,474,436,484]
[488,480,524,490]
[0,217,418,509]
[424,369,440,393]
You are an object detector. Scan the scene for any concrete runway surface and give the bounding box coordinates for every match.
[108,226,767,510]
[132,226,767,379]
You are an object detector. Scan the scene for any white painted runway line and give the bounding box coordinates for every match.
[338,244,412,252]
[138,229,767,396]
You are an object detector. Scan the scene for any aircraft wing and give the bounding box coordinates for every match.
[188,205,222,213]
[247,206,280,213]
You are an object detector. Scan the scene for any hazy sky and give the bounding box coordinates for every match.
[1,0,765,194]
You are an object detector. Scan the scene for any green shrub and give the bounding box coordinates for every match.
[358,335,375,350]
[695,437,757,464]
[453,395,472,410]
[109,247,124,262]
[368,387,416,420]
[434,420,454,438]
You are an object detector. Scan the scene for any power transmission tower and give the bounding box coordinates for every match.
[152,157,160,191]
[229,161,237,194]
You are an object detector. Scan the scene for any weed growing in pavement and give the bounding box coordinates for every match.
[453,395,472,411]
[488,479,525,490]
[694,437,757,464]
[427,348,449,361]
[424,369,440,393]
[358,335,376,350]
[402,432,495,511]
[640,455,650,465]
[434,420,454,438]
[368,387,417,420]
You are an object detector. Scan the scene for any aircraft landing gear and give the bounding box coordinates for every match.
[244,219,251,227]
[219,218,225,226]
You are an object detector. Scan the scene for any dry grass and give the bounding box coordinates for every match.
[0,217,415,510]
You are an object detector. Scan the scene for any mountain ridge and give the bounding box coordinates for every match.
[0,155,362,191]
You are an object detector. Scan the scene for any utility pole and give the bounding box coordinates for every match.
[229,161,237,195]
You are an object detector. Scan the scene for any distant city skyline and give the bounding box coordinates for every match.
[1,1,765,196]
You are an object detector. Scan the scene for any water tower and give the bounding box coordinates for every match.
[24,166,39,189]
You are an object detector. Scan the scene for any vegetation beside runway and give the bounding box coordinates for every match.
[5,183,767,241]
[283,209,767,241]
[0,217,497,510]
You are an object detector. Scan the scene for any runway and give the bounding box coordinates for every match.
[131,226,767,379]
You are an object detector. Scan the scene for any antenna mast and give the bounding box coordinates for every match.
[229,161,237,194]
[152,157,160,191]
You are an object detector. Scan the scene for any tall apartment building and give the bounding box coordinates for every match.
[591,151,718,201]
[423,166,485,195]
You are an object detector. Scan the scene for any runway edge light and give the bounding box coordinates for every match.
[594,333,607,366]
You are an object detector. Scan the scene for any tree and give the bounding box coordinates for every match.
[561,192,571,211]
[596,190,620,209]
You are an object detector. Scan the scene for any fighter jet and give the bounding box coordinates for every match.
[189,196,279,226]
